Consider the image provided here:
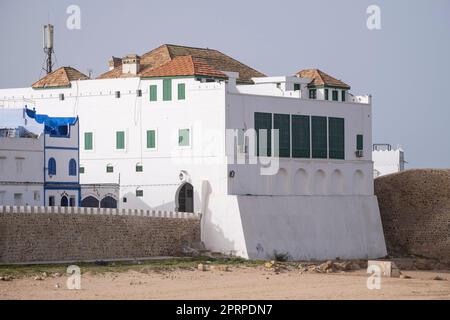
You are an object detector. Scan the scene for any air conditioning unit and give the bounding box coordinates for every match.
[355,150,364,158]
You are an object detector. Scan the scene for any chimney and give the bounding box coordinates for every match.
[121,54,140,75]
[108,56,121,71]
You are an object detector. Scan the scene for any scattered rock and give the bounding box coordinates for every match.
[54,283,61,288]
[0,275,13,281]
[432,275,446,281]
[197,263,209,271]
[52,272,61,278]
[400,274,411,279]
[34,276,43,281]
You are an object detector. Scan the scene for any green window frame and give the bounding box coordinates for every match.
[309,89,317,99]
[254,112,272,156]
[116,131,125,149]
[178,83,185,100]
[84,132,93,150]
[79,166,85,174]
[292,115,310,158]
[178,128,190,147]
[341,90,346,102]
[149,85,157,101]
[136,189,144,197]
[274,113,290,157]
[311,116,328,158]
[136,164,143,172]
[146,130,156,149]
[332,90,339,101]
[294,83,301,91]
[357,134,364,150]
[328,117,345,159]
[163,79,172,101]
[325,88,329,100]
[106,165,114,173]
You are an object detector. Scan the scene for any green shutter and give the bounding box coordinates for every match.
[312,116,327,158]
[163,79,172,101]
[116,131,125,149]
[178,129,190,146]
[136,164,143,172]
[329,117,345,159]
[178,83,185,100]
[147,130,156,148]
[84,132,93,150]
[254,112,272,156]
[106,165,113,173]
[274,114,290,157]
[79,167,85,174]
[341,90,346,102]
[292,115,310,158]
[149,85,157,101]
[332,90,338,101]
[357,134,364,150]
[325,89,329,100]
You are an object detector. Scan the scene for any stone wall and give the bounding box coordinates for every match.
[0,206,201,264]
[375,169,450,262]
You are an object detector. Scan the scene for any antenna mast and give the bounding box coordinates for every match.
[43,24,54,74]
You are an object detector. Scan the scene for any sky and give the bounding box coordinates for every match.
[0,0,449,168]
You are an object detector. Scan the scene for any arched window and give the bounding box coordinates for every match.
[48,158,56,175]
[69,159,77,176]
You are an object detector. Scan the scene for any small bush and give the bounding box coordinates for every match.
[273,250,290,262]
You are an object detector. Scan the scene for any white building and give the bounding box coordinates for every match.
[0,108,81,206]
[372,144,406,177]
[0,44,387,260]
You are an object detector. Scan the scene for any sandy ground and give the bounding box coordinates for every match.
[1,267,449,300]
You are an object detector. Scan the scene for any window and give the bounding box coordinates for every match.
[69,159,77,176]
[136,188,144,197]
[123,197,127,203]
[84,132,93,150]
[14,193,22,206]
[325,89,329,100]
[163,79,172,101]
[48,158,56,175]
[274,114,290,157]
[332,90,338,101]
[292,115,310,158]
[48,196,55,206]
[136,163,143,172]
[116,131,125,149]
[178,83,186,100]
[294,83,301,91]
[79,166,85,174]
[328,117,345,159]
[309,89,317,99]
[178,128,190,147]
[34,191,40,201]
[106,164,114,173]
[255,112,272,156]
[311,116,327,158]
[69,196,76,207]
[341,90,346,102]
[147,130,156,149]
[357,134,364,150]
[149,85,157,101]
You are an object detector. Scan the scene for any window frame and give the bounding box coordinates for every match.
[178,128,191,148]
[116,131,126,150]
[48,157,57,175]
[149,85,157,102]
[311,116,328,159]
[68,158,77,176]
[178,83,186,100]
[292,115,311,158]
[328,117,345,160]
[332,90,339,101]
[309,89,317,99]
[84,132,93,151]
[146,129,157,150]
[163,78,172,101]
[273,113,290,158]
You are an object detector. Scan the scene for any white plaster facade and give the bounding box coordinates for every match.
[372,144,406,177]
[0,67,387,260]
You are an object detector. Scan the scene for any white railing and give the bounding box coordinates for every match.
[0,205,201,219]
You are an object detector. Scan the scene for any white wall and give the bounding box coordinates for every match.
[373,148,405,177]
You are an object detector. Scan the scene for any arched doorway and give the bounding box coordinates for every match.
[61,195,68,207]
[177,183,194,213]
[81,196,99,208]
[100,196,117,208]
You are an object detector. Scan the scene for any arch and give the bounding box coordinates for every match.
[294,168,310,194]
[176,183,194,213]
[273,168,289,194]
[352,170,366,194]
[81,196,99,208]
[331,169,344,194]
[69,159,77,176]
[313,169,327,195]
[100,196,117,208]
[48,157,56,175]
[60,195,68,207]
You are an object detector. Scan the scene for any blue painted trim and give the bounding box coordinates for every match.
[45,181,80,186]
[44,186,81,191]
[44,146,78,150]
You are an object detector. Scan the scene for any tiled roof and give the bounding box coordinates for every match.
[32,67,89,89]
[140,55,227,78]
[296,69,350,89]
[97,44,265,83]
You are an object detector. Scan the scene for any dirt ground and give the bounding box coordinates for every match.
[1,266,449,300]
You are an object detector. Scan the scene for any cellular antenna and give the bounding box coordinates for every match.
[43,24,54,74]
